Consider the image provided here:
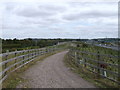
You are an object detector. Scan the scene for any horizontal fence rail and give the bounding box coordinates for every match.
[1,48,47,61]
[68,48,119,85]
[0,46,62,84]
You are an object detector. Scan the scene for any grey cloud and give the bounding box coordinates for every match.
[2,24,34,30]
[85,11,117,18]
[39,4,66,12]
[21,20,48,25]
[68,2,117,7]
[63,11,117,21]
[21,19,59,27]
[5,2,15,11]
[16,4,66,18]
[16,7,59,18]
[6,5,15,11]
[2,2,118,39]
[17,9,53,17]
[68,2,94,7]
[20,16,63,27]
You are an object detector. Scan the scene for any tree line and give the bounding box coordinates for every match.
[1,38,74,53]
[1,38,119,53]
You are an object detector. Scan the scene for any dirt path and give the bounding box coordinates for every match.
[17,51,95,88]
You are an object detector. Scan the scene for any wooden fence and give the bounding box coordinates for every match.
[0,46,61,84]
[68,48,119,85]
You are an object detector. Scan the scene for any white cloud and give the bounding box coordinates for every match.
[1,0,119,3]
[1,1,118,39]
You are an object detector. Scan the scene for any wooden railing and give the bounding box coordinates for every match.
[68,48,119,84]
[0,46,61,83]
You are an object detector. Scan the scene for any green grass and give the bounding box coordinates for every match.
[73,42,118,56]
[2,72,25,88]
[2,49,65,88]
[69,42,119,82]
[2,49,38,61]
[2,46,40,53]
[1,44,68,73]
[64,52,119,88]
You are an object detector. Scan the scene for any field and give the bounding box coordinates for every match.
[67,42,119,87]
[0,39,119,88]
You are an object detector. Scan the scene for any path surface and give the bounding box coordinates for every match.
[17,51,95,88]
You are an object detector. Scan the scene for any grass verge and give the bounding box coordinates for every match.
[63,53,119,88]
[2,50,64,88]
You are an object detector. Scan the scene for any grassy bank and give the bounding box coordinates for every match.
[2,50,64,88]
[64,53,119,88]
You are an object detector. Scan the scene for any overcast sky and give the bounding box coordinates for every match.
[0,0,118,39]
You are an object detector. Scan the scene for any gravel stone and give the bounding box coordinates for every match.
[17,51,96,88]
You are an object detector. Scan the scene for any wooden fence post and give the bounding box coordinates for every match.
[38,49,40,55]
[47,48,49,53]
[40,50,41,55]
[35,49,37,56]
[23,55,25,67]
[84,58,86,68]
[28,50,29,61]
[38,49,39,55]
[75,51,77,64]
[47,48,48,53]
[35,49,36,55]
[21,51,25,66]
[118,51,120,85]
[32,52,34,59]
[97,51,100,78]
[81,52,83,66]
[41,50,42,55]
[14,52,17,68]
[4,55,8,76]
[46,48,47,53]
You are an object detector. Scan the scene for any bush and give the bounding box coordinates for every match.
[82,43,88,48]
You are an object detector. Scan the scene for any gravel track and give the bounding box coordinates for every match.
[17,51,95,88]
